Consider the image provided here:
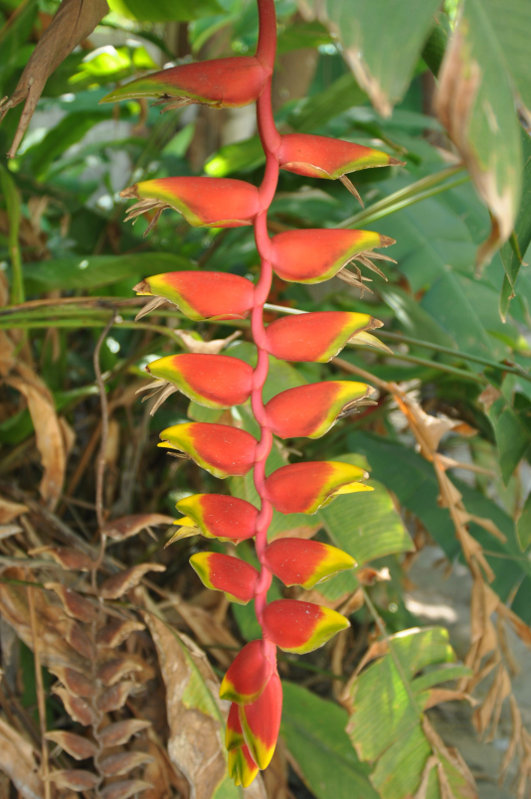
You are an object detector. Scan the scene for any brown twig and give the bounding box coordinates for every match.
[26,584,51,799]
[93,313,116,555]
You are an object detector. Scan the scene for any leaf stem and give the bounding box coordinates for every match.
[340,165,468,228]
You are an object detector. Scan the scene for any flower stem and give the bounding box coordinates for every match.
[251,0,279,630]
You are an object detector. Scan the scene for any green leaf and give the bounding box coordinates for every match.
[281,681,378,799]
[487,396,531,484]
[302,0,441,116]
[23,110,110,179]
[499,130,531,320]
[516,493,531,552]
[474,0,531,119]
[25,253,191,292]
[0,164,23,303]
[108,0,223,22]
[435,0,526,267]
[347,627,474,798]
[318,453,413,567]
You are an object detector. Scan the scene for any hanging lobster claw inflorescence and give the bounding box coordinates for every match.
[109,0,400,786]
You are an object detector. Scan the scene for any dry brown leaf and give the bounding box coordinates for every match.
[144,610,267,799]
[0,0,109,158]
[100,563,166,599]
[100,751,154,778]
[32,545,97,570]
[49,769,100,791]
[8,372,72,509]
[62,617,94,659]
[97,617,145,647]
[102,514,174,542]
[43,582,98,623]
[176,329,241,354]
[434,28,516,269]
[422,718,477,798]
[52,685,94,726]
[0,568,86,668]
[0,718,43,799]
[424,688,475,711]
[172,597,242,669]
[45,730,97,760]
[97,680,138,713]
[98,654,147,686]
[100,780,153,799]
[0,496,28,524]
[99,719,151,748]
[50,665,96,698]
[414,754,439,799]
[0,331,15,376]
[356,566,391,585]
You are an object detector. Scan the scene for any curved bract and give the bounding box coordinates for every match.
[123,0,398,786]
[135,272,255,321]
[265,380,375,438]
[158,423,257,478]
[101,56,271,109]
[264,460,371,514]
[148,354,254,408]
[121,177,261,228]
[175,494,258,542]
[270,228,395,283]
[264,311,383,362]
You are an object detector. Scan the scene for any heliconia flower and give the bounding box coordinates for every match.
[134,272,254,321]
[264,380,376,438]
[174,494,258,542]
[269,228,395,284]
[220,640,276,703]
[264,538,355,588]
[121,177,261,230]
[147,353,254,408]
[278,133,403,202]
[265,460,372,514]
[101,56,270,110]
[158,423,257,478]
[227,742,259,788]
[264,312,383,363]
[189,552,259,603]
[239,671,282,770]
[226,703,245,751]
[262,600,349,653]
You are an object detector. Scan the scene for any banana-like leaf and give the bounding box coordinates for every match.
[346,627,474,798]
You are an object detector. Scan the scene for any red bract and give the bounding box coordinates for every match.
[175,494,258,542]
[135,271,254,321]
[189,552,259,603]
[264,380,375,438]
[239,671,282,770]
[220,640,276,703]
[265,460,371,514]
[158,422,257,478]
[264,537,355,588]
[269,228,395,283]
[264,311,383,362]
[279,132,402,201]
[147,354,254,408]
[101,56,270,109]
[121,177,260,229]
[262,600,349,653]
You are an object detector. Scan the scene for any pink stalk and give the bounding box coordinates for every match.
[251,0,278,628]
